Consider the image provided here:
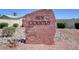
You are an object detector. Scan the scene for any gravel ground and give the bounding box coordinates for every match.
[0,28,79,50]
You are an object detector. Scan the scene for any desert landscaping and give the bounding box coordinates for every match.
[0,28,79,50]
[0,9,79,50]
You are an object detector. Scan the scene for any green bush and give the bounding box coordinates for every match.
[57,22,66,28]
[2,27,16,37]
[75,22,79,29]
[13,23,19,27]
[0,23,8,29]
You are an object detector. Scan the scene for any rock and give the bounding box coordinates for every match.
[23,9,56,45]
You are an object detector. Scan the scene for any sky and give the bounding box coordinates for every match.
[0,9,79,19]
[53,9,79,19]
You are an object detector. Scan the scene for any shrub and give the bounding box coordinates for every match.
[0,23,8,29]
[2,27,16,37]
[57,22,66,28]
[75,22,79,29]
[13,23,19,27]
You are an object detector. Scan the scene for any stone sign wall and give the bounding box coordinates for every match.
[23,9,56,45]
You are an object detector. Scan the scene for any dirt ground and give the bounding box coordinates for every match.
[1,29,79,50]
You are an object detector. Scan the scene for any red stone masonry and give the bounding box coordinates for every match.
[23,9,56,45]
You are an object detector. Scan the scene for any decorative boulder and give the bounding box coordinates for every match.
[23,9,56,45]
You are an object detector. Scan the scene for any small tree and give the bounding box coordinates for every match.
[13,23,19,27]
[75,22,79,29]
[57,22,66,28]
